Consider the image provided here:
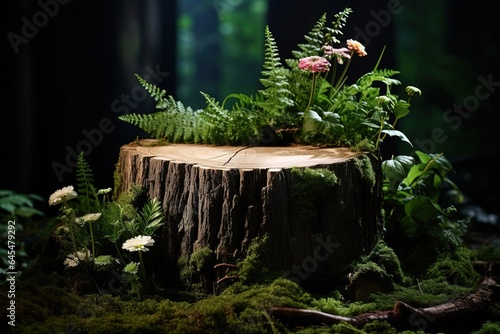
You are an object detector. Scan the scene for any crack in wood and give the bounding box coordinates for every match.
[223,146,254,166]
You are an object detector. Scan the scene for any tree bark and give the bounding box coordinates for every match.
[115,140,383,286]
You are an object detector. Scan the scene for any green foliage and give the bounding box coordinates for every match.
[0,190,44,274]
[74,151,101,213]
[137,198,165,236]
[381,150,470,274]
[255,25,295,127]
[0,189,43,219]
[47,156,165,297]
[119,8,419,150]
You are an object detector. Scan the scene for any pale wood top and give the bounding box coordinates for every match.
[123,140,362,169]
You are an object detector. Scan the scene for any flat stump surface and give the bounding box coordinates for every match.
[133,142,362,169]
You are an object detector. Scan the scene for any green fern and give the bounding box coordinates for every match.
[118,7,417,151]
[255,26,294,126]
[118,91,202,143]
[137,198,164,236]
[75,152,99,213]
[134,73,168,108]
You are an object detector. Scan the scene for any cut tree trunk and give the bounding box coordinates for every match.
[114,140,383,287]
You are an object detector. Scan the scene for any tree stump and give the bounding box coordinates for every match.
[115,140,383,287]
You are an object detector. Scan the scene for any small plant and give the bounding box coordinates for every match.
[119,8,420,151]
[381,150,469,273]
[48,152,165,296]
[0,189,44,275]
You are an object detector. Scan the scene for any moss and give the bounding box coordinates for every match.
[177,247,216,295]
[353,155,376,190]
[361,320,398,334]
[473,243,500,262]
[190,247,215,273]
[425,247,481,287]
[369,277,474,310]
[471,321,500,334]
[352,138,376,153]
[347,240,411,299]
[362,240,410,284]
[291,167,338,225]
[312,296,376,317]
[236,234,282,285]
[112,161,123,201]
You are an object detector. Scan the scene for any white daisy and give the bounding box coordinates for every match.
[63,249,91,267]
[75,213,102,225]
[48,186,78,206]
[122,235,155,252]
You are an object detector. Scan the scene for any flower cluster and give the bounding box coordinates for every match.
[48,177,164,296]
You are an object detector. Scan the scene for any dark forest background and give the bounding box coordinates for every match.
[3,0,499,219]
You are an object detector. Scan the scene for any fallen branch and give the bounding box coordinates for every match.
[267,277,498,332]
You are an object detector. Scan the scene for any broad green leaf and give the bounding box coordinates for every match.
[393,155,415,174]
[404,195,445,224]
[381,129,413,146]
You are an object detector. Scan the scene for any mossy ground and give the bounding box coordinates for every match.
[2,232,500,334]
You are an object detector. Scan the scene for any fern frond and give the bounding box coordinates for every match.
[356,70,402,90]
[255,26,294,126]
[134,74,168,109]
[75,152,99,213]
[138,198,164,236]
[287,8,352,66]
[324,7,352,45]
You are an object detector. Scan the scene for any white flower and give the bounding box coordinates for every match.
[48,186,78,206]
[122,235,155,252]
[75,213,102,225]
[63,249,92,267]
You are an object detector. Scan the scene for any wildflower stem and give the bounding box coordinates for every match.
[374,120,384,150]
[305,73,317,113]
[137,250,151,290]
[334,52,354,91]
[89,221,96,261]
[63,203,79,255]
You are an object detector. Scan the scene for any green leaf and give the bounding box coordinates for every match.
[393,100,411,120]
[381,129,413,147]
[393,155,415,174]
[404,195,445,224]
[382,158,408,192]
[138,198,165,236]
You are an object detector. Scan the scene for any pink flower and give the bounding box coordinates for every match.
[298,56,331,73]
[322,45,351,64]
